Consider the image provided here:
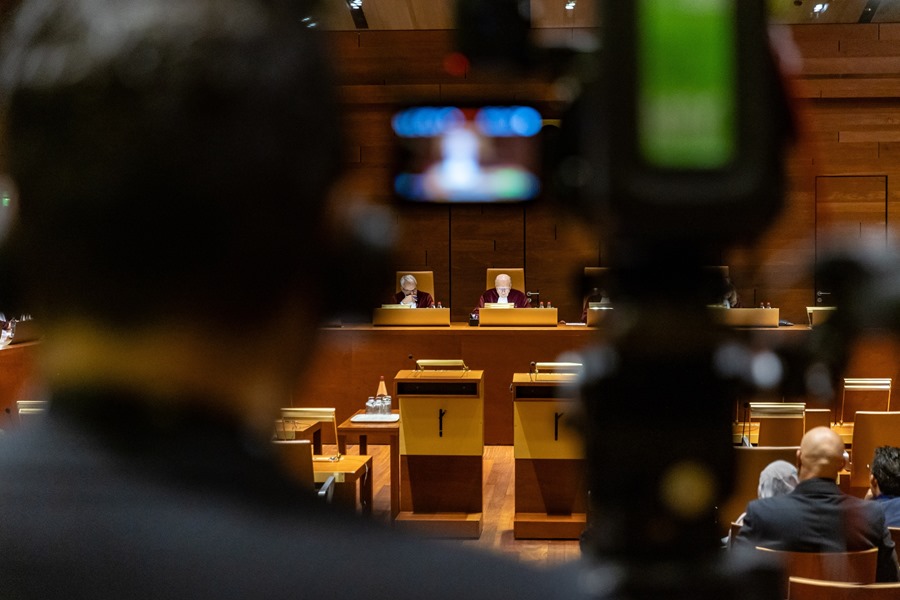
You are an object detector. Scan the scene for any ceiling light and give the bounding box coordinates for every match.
[565,0,576,9]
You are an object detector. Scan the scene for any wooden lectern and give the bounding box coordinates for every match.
[395,366,484,538]
[511,369,586,539]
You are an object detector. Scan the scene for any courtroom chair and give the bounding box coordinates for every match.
[272,439,335,502]
[849,412,900,491]
[788,576,900,600]
[717,446,799,537]
[840,378,892,424]
[583,267,610,292]
[804,408,832,433]
[486,268,525,294]
[395,270,435,299]
[750,403,806,447]
[727,521,742,550]
[280,407,340,459]
[755,547,879,589]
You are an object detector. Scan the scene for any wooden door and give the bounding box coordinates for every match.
[815,176,887,306]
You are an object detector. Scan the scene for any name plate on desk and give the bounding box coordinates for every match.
[479,307,558,327]
[709,307,779,328]
[373,307,450,326]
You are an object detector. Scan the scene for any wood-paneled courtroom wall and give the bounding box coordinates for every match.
[327,24,900,326]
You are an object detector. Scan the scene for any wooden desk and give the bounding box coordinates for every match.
[313,454,373,515]
[297,324,596,445]
[337,410,400,519]
[275,419,323,453]
[511,373,586,539]
[395,369,484,538]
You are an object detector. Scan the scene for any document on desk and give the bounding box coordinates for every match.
[351,413,400,423]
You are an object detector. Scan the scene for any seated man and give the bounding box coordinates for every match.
[868,445,900,527]
[735,427,899,582]
[477,273,528,310]
[393,274,434,308]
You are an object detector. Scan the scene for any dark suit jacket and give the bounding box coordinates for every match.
[735,477,900,582]
[0,388,588,599]
[393,290,434,308]
[875,495,900,528]
[477,288,528,310]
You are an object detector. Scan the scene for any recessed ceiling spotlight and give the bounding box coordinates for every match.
[565,0,576,10]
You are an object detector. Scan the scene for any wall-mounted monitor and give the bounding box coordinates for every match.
[392,104,543,203]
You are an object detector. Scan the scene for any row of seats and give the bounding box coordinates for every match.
[734,545,900,598]
[721,411,900,533]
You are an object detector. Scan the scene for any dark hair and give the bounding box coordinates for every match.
[872,445,900,496]
[0,0,343,327]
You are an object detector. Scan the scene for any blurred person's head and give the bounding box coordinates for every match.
[494,274,512,298]
[0,0,352,428]
[871,445,900,497]
[757,460,798,499]
[797,426,846,481]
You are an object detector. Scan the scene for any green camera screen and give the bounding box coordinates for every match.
[637,0,737,170]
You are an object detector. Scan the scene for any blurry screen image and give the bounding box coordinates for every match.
[393,105,542,203]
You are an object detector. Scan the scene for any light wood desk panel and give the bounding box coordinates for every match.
[297,324,596,445]
[298,325,900,445]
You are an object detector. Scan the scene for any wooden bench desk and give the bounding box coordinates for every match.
[313,454,373,516]
[337,410,400,519]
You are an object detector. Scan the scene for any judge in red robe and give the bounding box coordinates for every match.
[393,274,435,308]
[476,273,528,311]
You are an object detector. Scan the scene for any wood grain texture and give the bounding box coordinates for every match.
[324,24,900,327]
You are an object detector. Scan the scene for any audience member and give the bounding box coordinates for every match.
[477,273,528,310]
[735,427,899,581]
[725,460,798,547]
[868,445,900,527]
[393,274,434,308]
[0,1,587,598]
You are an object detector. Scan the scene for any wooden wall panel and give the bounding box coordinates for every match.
[393,205,451,305]
[339,30,459,85]
[816,176,887,250]
[450,205,525,320]
[525,205,602,323]
[327,25,900,326]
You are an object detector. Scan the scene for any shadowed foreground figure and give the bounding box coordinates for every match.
[0,1,588,598]
[736,427,899,582]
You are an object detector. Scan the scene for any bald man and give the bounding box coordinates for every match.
[476,274,528,310]
[735,427,899,582]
